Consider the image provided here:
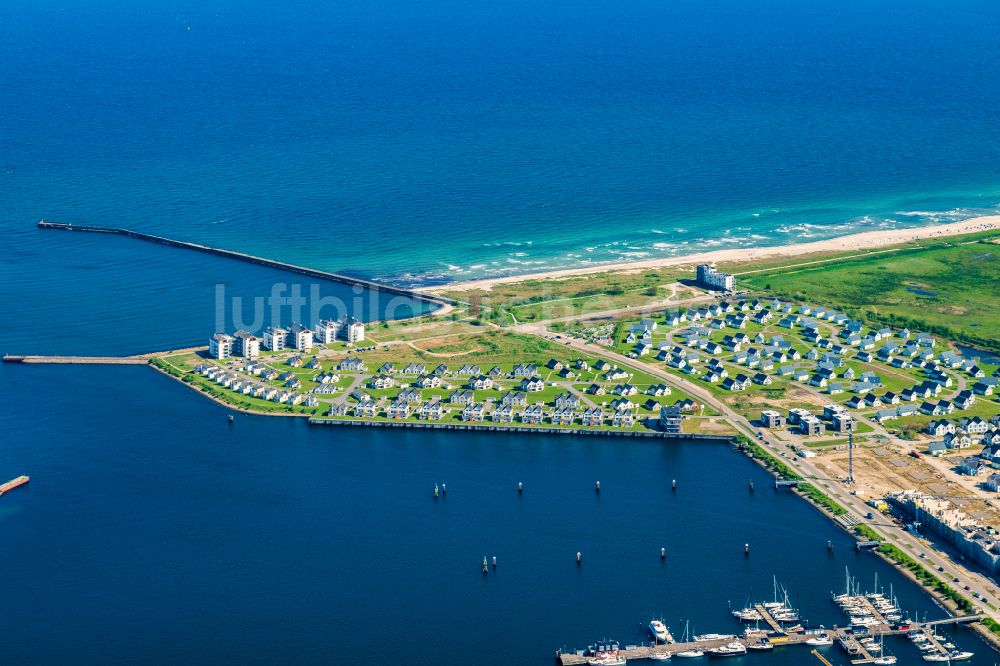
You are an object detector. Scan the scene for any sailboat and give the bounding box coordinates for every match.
[872,633,897,664]
[730,589,762,622]
[674,621,704,658]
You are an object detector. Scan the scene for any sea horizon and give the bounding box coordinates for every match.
[5,0,1000,287]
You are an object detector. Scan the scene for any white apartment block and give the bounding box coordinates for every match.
[287,323,314,352]
[314,319,340,344]
[313,316,365,344]
[263,326,287,352]
[209,333,234,359]
[696,264,735,291]
[342,316,365,343]
[232,330,261,358]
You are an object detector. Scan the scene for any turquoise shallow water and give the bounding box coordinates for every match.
[3,0,1000,285]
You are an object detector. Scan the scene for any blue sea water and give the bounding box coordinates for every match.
[0,362,990,664]
[0,227,432,356]
[3,0,1000,285]
[3,1,1000,663]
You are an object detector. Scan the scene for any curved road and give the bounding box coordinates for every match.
[516,320,1000,624]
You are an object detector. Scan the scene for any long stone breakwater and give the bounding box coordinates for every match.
[37,221,455,308]
[3,354,150,365]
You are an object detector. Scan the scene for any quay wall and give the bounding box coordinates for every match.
[37,220,454,307]
[308,416,733,441]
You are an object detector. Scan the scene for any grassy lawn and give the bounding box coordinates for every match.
[433,267,695,325]
[741,236,1000,350]
[804,436,867,448]
[889,397,1000,438]
[510,287,677,323]
[152,357,322,416]
[156,329,713,427]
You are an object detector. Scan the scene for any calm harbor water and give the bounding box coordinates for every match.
[0,362,991,665]
[0,226,432,356]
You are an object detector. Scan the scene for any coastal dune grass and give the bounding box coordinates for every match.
[743,236,1000,349]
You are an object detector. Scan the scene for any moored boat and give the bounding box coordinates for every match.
[706,642,746,658]
[923,650,973,662]
[806,633,833,646]
[673,621,702,658]
[586,641,625,666]
[649,620,671,644]
[730,608,762,622]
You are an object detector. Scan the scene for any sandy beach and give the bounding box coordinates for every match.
[420,215,1000,293]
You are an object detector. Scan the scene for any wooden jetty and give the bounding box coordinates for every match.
[837,633,873,663]
[37,221,455,307]
[556,617,982,665]
[0,476,29,496]
[857,596,888,626]
[559,632,821,664]
[919,625,948,656]
[754,603,784,634]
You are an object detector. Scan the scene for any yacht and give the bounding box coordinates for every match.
[924,650,973,662]
[730,607,762,622]
[806,633,833,646]
[861,640,882,653]
[649,652,671,661]
[706,642,746,658]
[872,657,897,665]
[649,620,672,644]
[693,634,734,642]
[746,640,773,651]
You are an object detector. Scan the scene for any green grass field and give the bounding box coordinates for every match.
[742,238,1000,349]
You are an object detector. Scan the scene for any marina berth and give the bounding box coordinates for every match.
[648,619,672,644]
[705,641,746,657]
